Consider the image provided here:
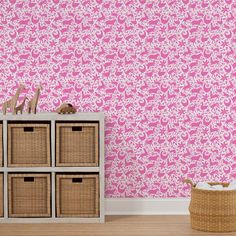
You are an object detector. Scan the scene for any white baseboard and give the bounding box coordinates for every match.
[105,198,190,215]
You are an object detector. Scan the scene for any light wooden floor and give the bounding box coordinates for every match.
[0,216,235,236]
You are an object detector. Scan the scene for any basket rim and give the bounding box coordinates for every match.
[191,182,236,193]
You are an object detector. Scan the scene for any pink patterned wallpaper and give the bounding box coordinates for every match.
[0,0,236,197]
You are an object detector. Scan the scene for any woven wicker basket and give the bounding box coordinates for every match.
[8,123,51,167]
[8,173,51,217]
[184,179,236,232]
[0,124,2,167]
[0,173,3,217]
[56,123,99,167]
[56,174,99,217]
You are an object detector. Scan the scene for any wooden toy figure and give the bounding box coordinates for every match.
[14,96,28,115]
[2,84,25,115]
[56,103,77,114]
[27,84,42,114]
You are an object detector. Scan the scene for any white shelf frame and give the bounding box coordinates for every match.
[0,112,105,223]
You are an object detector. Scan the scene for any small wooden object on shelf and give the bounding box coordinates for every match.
[2,84,25,115]
[14,96,27,115]
[27,84,42,114]
[56,103,76,114]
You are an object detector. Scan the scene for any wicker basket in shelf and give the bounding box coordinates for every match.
[56,174,99,217]
[56,123,99,167]
[8,123,51,167]
[0,124,2,167]
[8,173,51,217]
[184,179,236,232]
[0,173,3,217]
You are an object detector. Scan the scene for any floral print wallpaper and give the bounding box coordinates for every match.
[0,0,236,197]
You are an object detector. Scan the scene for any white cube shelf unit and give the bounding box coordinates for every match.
[0,112,104,223]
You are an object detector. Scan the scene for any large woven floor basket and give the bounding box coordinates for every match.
[184,179,236,232]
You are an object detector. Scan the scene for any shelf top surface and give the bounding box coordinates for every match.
[0,112,104,121]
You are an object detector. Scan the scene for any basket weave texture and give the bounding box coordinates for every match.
[56,174,99,217]
[56,123,99,166]
[0,174,3,217]
[8,123,51,167]
[184,179,236,232]
[0,124,2,166]
[8,173,51,217]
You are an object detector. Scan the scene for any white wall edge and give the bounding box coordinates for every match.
[105,198,190,215]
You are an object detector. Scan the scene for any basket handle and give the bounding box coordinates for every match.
[72,127,82,132]
[72,178,83,183]
[183,179,194,187]
[24,127,34,132]
[24,177,34,182]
